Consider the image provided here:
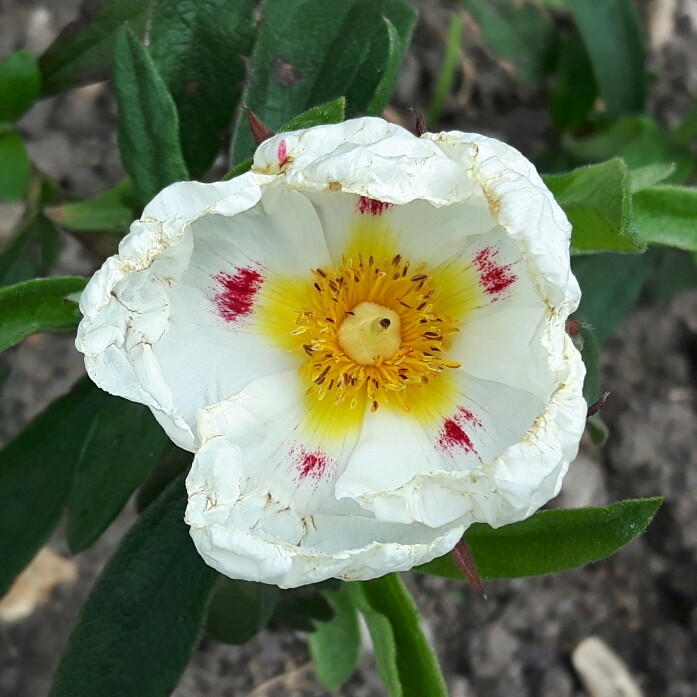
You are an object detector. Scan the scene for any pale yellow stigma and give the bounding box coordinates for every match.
[337,301,401,365]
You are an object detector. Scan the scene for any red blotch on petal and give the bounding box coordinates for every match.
[458,406,482,428]
[357,196,392,216]
[438,418,476,454]
[473,246,517,299]
[214,268,263,322]
[277,139,290,167]
[438,407,483,457]
[295,448,333,482]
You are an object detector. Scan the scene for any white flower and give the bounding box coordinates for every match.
[76,117,586,588]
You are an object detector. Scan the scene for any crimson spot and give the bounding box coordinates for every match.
[458,406,482,428]
[214,268,263,322]
[473,246,516,298]
[438,418,476,454]
[296,448,332,481]
[357,196,392,216]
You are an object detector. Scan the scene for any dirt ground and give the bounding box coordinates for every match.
[1,1,696,696]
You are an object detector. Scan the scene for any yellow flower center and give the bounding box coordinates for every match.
[295,253,460,412]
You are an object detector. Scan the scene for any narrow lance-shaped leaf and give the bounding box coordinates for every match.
[572,252,654,345]
[632,186,697,253]
[629,163,676,192]
[50,474,219,697]
[461,0,556,84]
[567,0,646,118]
[0,50,41,121]
[0,131,31,202]
[113,27,189,204]
[0,276,86,353]
[651,248,697,303]
[417,498,662,580]
[543,159,644,254]
[0,379,107,596]
[205,578,279,645]
[66,398,169,553]
[549,29,596,131]
[309,585,362,692]
[38,0,152,96]
[365,17,410,116]
[578,325,608,445]
[563,116,694,183]
[230,0,416,164]
[279,97,346,132]
[268,583,337,633]
[351,574,448,697]
[46,180,137,235]
[148,0,255,176]
[348,583,402,697]
[0,226,34,287]
[427,13,464,124]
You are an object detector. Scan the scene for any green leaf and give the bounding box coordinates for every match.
[268,583,337,633]
[461,0,557,85]
[633,186,697,252]
[579,325,600,404]
[650,248,697,303]
[46,180,137,234]
[670,98,697,146]
[0,379,106,595]
[572,252,654,344]
[629,163,676,192]
[0,130,31,201]
[0,228,33,287]
[0,50,41,121]
[148,0,255,176]
[222,98,347,181]
[37,215,62,268]
[567,0,646,118]
[549,29,596,131]
[38,0,152,96]
[113,27,189,204]
[578,326,608,445]
[66,398,168,553]
[280,97,347,132]
[418,498,662,580]
[205,578,279,645]
[309,586,362,692]
[136,442,192,513]
[221,159,252,181]
[544,159,643,254]
[50,473,218,697]
[349,584,401,697]
[230,0,416,164]
[563,116,694,183]
[353,574,448,697]
[0,214,62,287]
[427,13,464,124]
[365,17,410,116]
[0,276,86,352]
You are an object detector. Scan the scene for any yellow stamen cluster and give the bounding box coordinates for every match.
[293,253,460,412]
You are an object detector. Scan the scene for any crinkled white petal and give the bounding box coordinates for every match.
[425,130,580,313]
[77,177,330,449]
[186,378,464,588]
[345,335,586,529]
